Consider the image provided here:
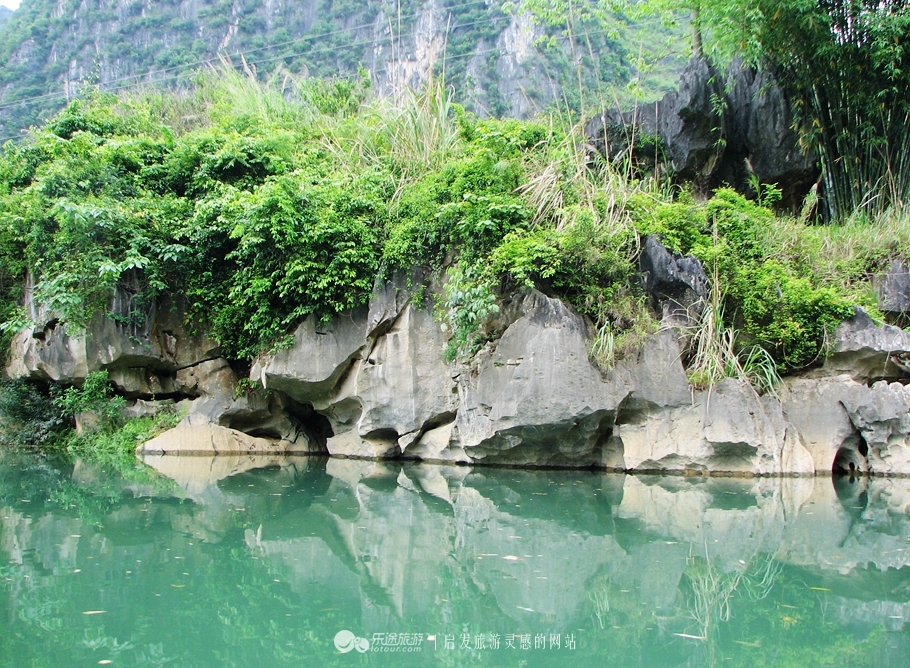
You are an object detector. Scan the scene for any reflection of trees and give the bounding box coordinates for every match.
[588,576,610,629]
[678,549,783,666]
[685,549,783,637]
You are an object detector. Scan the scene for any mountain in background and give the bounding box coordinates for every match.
[0,0,685,138]
[0,7,11,31]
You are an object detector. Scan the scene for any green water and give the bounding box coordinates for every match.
[0,452,908,667]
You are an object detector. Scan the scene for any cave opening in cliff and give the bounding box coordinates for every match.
[832,439,868,478]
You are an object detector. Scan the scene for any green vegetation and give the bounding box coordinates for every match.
[0,370,179,475]
[519,0,910,219]
[0,55,907,441]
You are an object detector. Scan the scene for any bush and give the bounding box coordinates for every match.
[54,370,126,429]
[0,378,68,446]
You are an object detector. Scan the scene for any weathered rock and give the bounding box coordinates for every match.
[5,283,220,397]
[617,377,814,475]
[175,358,236,398]
[782,375,866,474]
[586,58,726,183]
[874,258,910,315]
[256,307,369,406]
[139,420,317,455]
[638,235,708,324]
[357,303,456,451]
[840,381,910,474]
[455,290,627,466]
[122,398,175,419]
[586,57,819,204]
[822,308,910,382]
[724,60,818,206]
[783,373,910,475]
[12,253,910,473]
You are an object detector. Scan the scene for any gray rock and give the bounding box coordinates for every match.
[617,377,815,475]
[638,235,708,324]
[875,258,910,314]
[586,57,819,204]
[724,60,818,206]
[357,302,456,450]
[253,275,455,459]
[455,290,628,466]
[586,58,726,183]
[840,381,910,474]
[782,375,866,473]
[5,285,220,396]
[257,307,369,406]
[620,326,690,407]
[783,373,910,475]
[822,308,910,382]
[122,398,175,419]
[138,420,313,455]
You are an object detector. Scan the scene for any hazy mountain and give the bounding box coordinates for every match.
[0,0,685,137]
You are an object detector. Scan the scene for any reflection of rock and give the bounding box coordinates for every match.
[140,453,308,497]
[6,453,910,660]
[454,485,625,624]
[0,509,82,569]
[833,598,910,632]
[613,473,910,577]
[139,421,310,455]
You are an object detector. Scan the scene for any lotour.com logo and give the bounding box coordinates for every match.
[334,630,370,654]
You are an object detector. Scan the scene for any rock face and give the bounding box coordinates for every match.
[6,278,221,398]
[454,290,625,466]
[820,308,910,382]
[586,58,819,207]
[140,420,312,455]
[639,235,709,324]
[0,1,646,137]
[874,258,910,316]
[10,266,910,474]
[617,377,815,475]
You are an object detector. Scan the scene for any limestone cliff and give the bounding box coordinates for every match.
[9,258,910,475]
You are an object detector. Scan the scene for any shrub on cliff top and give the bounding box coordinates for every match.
[0,63,897,382]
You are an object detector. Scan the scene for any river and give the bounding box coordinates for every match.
[0,452,908,666]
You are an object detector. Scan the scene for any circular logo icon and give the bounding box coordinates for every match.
[335,630,370,653]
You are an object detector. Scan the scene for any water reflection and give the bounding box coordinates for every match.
[0,451,908,666]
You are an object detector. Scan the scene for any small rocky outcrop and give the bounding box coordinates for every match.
[6,277,221,398]
[781,309,910,476]
[586,59,725,183]
[820,308,910,382]
[141,419,312,455]
[874,258,910,316]
[638,235,709,324]
[586,58,819,207]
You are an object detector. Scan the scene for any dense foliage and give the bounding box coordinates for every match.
[0,65,903,404]
[520,0,910,219]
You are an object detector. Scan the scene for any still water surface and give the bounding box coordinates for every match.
[0,452,908,667]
